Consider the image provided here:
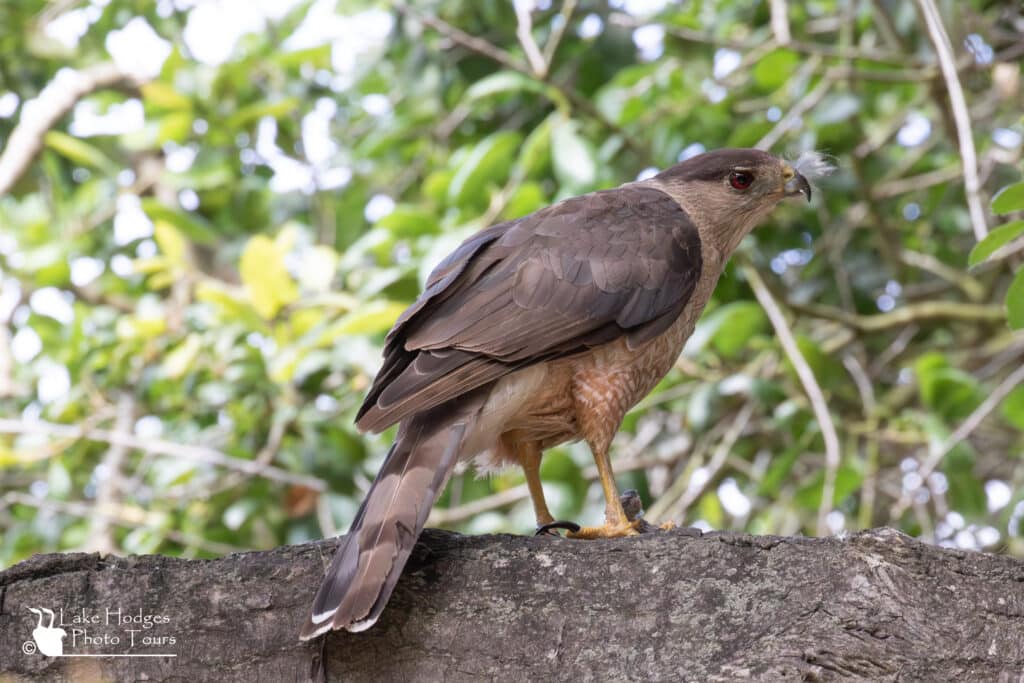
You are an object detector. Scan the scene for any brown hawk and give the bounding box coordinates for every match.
[301,148,817,639]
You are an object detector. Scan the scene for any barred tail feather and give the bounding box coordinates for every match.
[300,398,480,640]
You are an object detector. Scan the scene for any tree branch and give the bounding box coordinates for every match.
[915,0,988,240]
[756,67,838,150]
[0,418,324,491]
[791,300,1006,332]
[513,1,547,77]
[743,263,841,537]
[4,528,1024,680]
[769,0,791,45]
[399,2,651,164]
[1,492,244,556]
[541,0,577,67]
[84,393,136,555]
[891,363,1024,519]
[0,63,143,195]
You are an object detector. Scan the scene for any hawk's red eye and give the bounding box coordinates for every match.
[729,171,754,190]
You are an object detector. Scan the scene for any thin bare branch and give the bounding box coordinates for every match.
[915,0,988,240]
[651,404,754,525]
[871,165,964,199]
[769,0,791,45]
[1,491,246,556]
[542,0,577,67]
[0,63,143,195]
[792,300,1006,332]
[428,483,530,526]
[899,249,986,302]
[743,263,841,537]
[0,418,325,491]
[756,67,837,150]
[891,362,1024,519]
[514,1,547,77]
[84,393,136,554]
[397,3,524,73]
[401,2,649,163]
[611,14,916,66]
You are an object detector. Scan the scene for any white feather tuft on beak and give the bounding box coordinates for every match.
[790,151,836,185]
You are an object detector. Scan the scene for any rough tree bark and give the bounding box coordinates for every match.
[2,527,1023,681]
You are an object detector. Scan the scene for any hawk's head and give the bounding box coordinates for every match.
[651,148,832,252]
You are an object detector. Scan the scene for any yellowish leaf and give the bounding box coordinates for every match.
[320,300,407,340]
[141,82,192,111]
[154,219,187,266]
[133,256,169,274]
[240,235,298,319]
[163,334,202,379]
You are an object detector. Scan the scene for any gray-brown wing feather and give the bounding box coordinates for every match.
[356,185,702,433]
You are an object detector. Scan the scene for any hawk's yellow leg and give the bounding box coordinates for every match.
[567,441,638,538]
[565,442,674,539]
[518,441,555,528]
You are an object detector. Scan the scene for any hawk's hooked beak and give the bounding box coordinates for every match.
[782,165,812,202]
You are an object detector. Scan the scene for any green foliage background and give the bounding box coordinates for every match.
[1,0,1023,567]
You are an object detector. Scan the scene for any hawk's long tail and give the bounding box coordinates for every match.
[299,394,484,640]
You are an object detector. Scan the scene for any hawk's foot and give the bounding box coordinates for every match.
[535,489,678,537]
[566,518,644,539]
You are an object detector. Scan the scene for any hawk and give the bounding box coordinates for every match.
[301,148,818,639]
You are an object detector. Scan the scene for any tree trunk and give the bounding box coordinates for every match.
[2,527,1023,681]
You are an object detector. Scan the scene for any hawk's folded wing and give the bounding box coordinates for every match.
[355,185,703,433]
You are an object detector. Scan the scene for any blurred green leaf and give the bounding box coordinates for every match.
[1001,385,1024,431]
[943,448,986,517]
[140,198,218,244]
[792,336,849,394]
[158,112,194,143]
[758,441,803,497]
[968,220,1024,267]
[464,70,545,101]
[794,463,862,509]
[687,302,766,359]
[550,118,597,192]
[915,353,981,421]
[698,491,724,527]
[327,300,408,336]
[753,49,799,90]
[224,98,300,129]
[122,528,166,555]
[992,181,1024,215]
[376,207,440,238]
[502,181,546,219]
[1007,268,1024,330]
[448,131,522,209]
[517,116,552,178]
[43,131,117,174]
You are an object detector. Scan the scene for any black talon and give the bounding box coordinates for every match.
[535,520,582,536]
